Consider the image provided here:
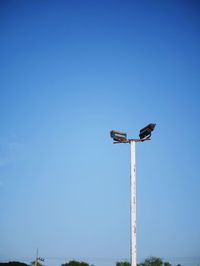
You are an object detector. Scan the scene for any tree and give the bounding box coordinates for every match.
[116,257,174,266]
[164,262,171,266]
[0,262,28,266]
[61,260,90,266]
[137,257,172,266]
[116,262,130,266]
[137,257,162,266]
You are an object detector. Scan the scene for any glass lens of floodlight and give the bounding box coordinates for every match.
[110,130,127,142]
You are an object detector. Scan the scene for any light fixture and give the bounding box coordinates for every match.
[110,130,127,143]
[139,123,156,140]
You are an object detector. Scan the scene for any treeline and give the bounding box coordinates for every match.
[0,257,181,266]
[116,257,181,266]
[0,263,29,266]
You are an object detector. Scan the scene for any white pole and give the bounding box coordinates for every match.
[130,140,136,266]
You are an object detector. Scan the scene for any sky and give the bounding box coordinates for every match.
[0,0,200,266]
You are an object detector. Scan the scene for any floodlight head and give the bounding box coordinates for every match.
[139,123,156,140]
[110,130,127,143]
[38,258,45,262]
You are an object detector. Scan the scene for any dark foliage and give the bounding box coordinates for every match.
[61,260,89,266]
[116,257,173,266]
[116,262,130,266]
[0,262,29,266]
[137,257,163,266]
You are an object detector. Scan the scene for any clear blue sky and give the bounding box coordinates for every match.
[0,1,200,266]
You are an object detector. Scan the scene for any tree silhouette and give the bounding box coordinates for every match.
[0,262,28,266]
[116,257,173,266]
[61,260,89,266]
[116,262,130,266]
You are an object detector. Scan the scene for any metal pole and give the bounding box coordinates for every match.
[34,248,38,266]
[130,140,136,266]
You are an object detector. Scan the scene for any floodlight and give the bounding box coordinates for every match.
[110,130,127,142]
[139,123,156,140]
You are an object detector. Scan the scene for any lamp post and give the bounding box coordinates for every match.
[110,123,156,266]
[34,249,45,266]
